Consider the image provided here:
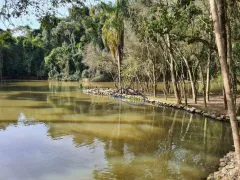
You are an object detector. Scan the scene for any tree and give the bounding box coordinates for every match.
[82,43,117,81]
[44,42,72,80]
[102,0,127,90]
[209,0,240,169]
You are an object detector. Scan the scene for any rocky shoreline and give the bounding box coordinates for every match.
[83,88,238,123]
[207,152,239,180]
[83,88,240,180]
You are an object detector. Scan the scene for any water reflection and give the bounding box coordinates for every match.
[0,81,234,180]
[0,111,233,180]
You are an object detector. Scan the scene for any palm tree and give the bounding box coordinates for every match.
[102,0,127,90]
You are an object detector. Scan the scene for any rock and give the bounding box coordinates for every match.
[207,174,214,180]
[221,167,227,174]
[188,107,196,113]
[220,158,227,162]
[203,113,210,117]
[220,115,225,119]
[219,162,226,167]
[216,117,222,121]
[209,114,217,119]
[195,109,201,114]
[207,151,239,180]
[225,164,235,170]
[237,116,240,121]
[229,168,238,176]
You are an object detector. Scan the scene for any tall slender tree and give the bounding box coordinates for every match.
[209,0,240,169]
[102,0,127,90]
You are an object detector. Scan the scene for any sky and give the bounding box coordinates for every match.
[0,0,114,30]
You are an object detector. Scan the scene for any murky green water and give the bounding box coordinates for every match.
[0,81,234,180]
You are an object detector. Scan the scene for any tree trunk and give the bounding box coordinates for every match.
[218,0,228,109]
[117,20,124,92]
[206,43,211,102]
[117,51,122,90]
[180,76,187,105]
[223,86,227,110]
[180,61,187,105]
[152,61,157,98]
[163,69,168,100]
[167,35,181,104]
[210,0,240,169]
[199,65,207,107]
[226,20,237,106]
[183,57,197,104]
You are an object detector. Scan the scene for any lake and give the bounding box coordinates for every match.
[0,81,233,180]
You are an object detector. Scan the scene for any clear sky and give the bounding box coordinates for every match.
[0,0,114,30]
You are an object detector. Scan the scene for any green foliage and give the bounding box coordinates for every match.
[45,43,71,80]
[0,29,46,78]
[2,0,240,91]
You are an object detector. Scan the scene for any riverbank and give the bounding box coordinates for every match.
[83,88,240,180]
[207,152,239,180]
[83,88,238,123]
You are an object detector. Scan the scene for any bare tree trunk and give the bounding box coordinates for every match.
[181,61,187,105]
[183,57,197,104]
[206,44,211,102]
[180,76,187,105]
[152,61,157,98]
[167,35,181,104]
[163,69,168,100]
[210,0,240,169]
[200,65,207,107]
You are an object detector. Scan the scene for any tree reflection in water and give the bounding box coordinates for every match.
[0,81,234,180]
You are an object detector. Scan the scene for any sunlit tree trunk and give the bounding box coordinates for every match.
[163,69,168,100]
[167,35,181,104]
[206,53,211,102]
[152,59,157,98]
[183,57,196,104]
[199,65,207,107]
[210,0,240,169]
[180,61,187,105]
[206,32,212,102]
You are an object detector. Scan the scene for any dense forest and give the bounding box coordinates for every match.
[1,0,240,103]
